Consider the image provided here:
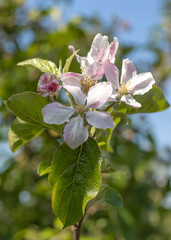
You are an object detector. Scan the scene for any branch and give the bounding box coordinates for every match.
[72,212,86,240]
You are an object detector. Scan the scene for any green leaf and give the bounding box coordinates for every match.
[104,186,123,208]
[9,118,43,152]
[87,184,123,209]
[63,50,79,73]
[117,85,170,114]
[5,92,63,136]
[49,137,101,227]
[101,158,117,174]
[110,110,127,120]
[17,58,59,76]
[37,161,51,176]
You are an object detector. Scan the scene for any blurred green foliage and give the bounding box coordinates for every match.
[0,0,171,239]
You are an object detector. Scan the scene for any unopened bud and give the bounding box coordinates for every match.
[37,73,62,97]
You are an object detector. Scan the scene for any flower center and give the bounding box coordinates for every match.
[75,104,85,114]
[117,81,132,95]
[80,74,97,94]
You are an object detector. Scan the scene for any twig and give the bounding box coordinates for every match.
[72,211,86,240]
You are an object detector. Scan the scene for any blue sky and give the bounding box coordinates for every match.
[63,0,162,44]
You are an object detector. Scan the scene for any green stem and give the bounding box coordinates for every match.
[66,91,75,107]
[104,101,116,112]
[48,95,55,103]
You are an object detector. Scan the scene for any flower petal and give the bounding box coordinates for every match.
[86,111,114,129]
[108,37,119,63]
[108,92,120,102]
[69,45,89,68]
[120,94,141,108]
[61,72,82,87]
[64,115,88,149]
[42,102,76,125]
[85,82,113,109]
[102,60,119,89]
[121,58,137,84]
[87,33,109,63]
[63,85,86,105]
[128,72,155,95]
[82,62,104,81]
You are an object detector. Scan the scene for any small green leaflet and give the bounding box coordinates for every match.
[87,184,123,209]
[37,161,51,176]
[63,50,79,73]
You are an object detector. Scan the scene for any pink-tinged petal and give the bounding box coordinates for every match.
[61,72,82,87]
[120,94,141,108]
[108,37,119,63]
[64,115,88,149]
[42,102,76,125]
[88,33,109,63]
[63,85,86,105]
[85,82,113,109]
[69,45,89,68]
[108,92,120,102]
[82,62,104,81]
[128,72,155,95]
[102,60,119,89]
[86,111,114,129]
[121,58,137,85]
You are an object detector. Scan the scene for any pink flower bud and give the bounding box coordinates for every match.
[37,73,62,97]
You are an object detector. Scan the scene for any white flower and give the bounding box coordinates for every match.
[69,33,119,69]
[103,58,155,108]
[42,82,114,149]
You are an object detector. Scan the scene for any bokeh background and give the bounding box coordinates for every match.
[0,0,171,239]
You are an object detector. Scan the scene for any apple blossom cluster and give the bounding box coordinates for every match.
[39,33,155,149]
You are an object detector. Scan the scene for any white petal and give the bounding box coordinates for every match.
[102,60,119,89]
[128,72,155,95]
[86,111,114,129]
[88,33,109,63]
[108,37,119,63]
[120,94,141,108]
[82,62,104,81]
[85,82,113,109]
[121,58,137,84]
[64,115,88,149]
[63,85,86,105]
[108,92,120,102]
[69,45,89,68]
[42,102,76,125]
[61,72,82,87]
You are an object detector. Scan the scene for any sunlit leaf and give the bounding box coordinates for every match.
[17,58,59,76]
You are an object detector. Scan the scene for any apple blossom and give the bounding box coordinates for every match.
[42,82,114,149]
[60,62,104,104]
[103,58,155,108]
[37,73,62,97]
[69,33,119,69]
